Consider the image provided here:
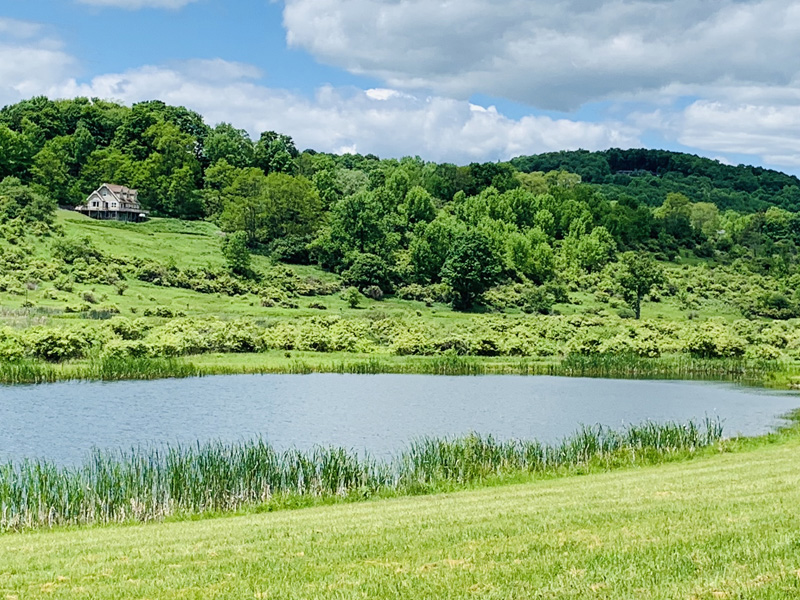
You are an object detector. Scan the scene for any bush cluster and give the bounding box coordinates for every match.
[2,314,797,363]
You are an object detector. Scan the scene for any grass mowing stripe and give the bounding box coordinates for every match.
[1,441,799,599]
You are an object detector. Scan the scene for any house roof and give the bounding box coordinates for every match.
[103,183,138,197]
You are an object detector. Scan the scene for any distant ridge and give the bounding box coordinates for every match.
[511,149,800,213]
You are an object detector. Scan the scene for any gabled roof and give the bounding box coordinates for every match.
[100,183,138,202]
[104,183,138,195]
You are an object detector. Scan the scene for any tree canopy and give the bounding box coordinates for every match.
[5,96,800,311]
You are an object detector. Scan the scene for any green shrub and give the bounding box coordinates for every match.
[342,253,394,292]
[101,339,151,360]
[362,285,384,301]
[342,286,362,308]
[24,328,95,362]
[142,306,186,318]
[684,321,747,358]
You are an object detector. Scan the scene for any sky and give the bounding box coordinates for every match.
[1,0,800,173]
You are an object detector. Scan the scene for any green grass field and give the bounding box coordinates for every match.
[1,211,451,321]
[1,210,741,324]
[2,435,800,599]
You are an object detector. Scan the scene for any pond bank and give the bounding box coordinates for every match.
[0,351,796,386]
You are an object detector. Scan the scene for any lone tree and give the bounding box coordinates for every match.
[222,230,252,277]
[442,230,502,310]
[617,251,664,319]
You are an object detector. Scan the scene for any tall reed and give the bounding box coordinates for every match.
[0,418,723,531]
[553,353,783,383]
[0,354,788,386]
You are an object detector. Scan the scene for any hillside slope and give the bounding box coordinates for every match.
[511,148,800,212]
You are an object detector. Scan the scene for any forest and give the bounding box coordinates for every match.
[2,95,800,335]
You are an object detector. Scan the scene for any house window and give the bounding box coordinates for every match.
[111,202,117,208]
[92,201,99,207]
[102,190,108,196]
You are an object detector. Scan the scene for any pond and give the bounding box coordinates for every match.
[1,374,798,465]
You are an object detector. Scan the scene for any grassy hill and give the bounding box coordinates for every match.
[1,209,741,324]
[3,210,447,322]
[2,432,799,599]
[2,209,800,385]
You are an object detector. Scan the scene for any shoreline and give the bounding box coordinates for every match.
[1,410,798,534]
[1,351,796,387]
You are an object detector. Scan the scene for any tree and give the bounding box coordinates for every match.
[135,121,202,217]
[77,147,137,199]
[342,253,393,292]
[409,214,464,283]
[442,230,502,310]
[204,123,254,169]
[576,226,617,272]
[617,252,664,319]
[342,286,362,309]
[0,177,57,224]
[312,168,342,208]
[31,136,74,205]
[260,173,322,240]
[219,168,270,246]
[402,185,436,225]
[219,169,321,249]
[202,159,240,219]
[505,229,554,284]
[254,131,298,175]
[324,190,395,261]
[0,124,34,180]
[222,231,252,277]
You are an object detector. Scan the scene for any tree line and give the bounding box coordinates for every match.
[3,96,800,311]
[511,148,800,212]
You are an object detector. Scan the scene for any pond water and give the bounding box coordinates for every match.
[1,374,798,465]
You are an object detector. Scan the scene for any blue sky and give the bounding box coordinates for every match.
[1,0,799,173]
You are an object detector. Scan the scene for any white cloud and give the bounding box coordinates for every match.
[282,0,800,111]
[365,88,410,101]
[51,62,638,162]
[77,0,198,9]
[0,17,45,39]
[677,101,800,168]
[0,22,76,108]
[2,12,800,171]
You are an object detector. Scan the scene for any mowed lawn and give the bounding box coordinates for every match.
[2,441,800,599]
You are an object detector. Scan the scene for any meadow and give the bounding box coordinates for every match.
[0,210,746,322]
[2,210,800,385]
[0,418,798,599]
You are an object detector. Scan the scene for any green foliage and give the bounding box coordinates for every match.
[219,170,321,248]
[4,95,800,305]
[51,235,103,264]
[0,418,722,529]
[342,286,362,309]
[24,327,96,362]
[221,231,252,277]
[203,123,254,169]
[684,320,747,358]
[342,253,393,292]
[511,148,800,212]
[442,230,502,309]
[617,252,664,319]
[0,177,56,226]
[402,185,436,225]
[253,130,298,175]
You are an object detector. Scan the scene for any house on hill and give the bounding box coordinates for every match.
[75,184,148,222]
